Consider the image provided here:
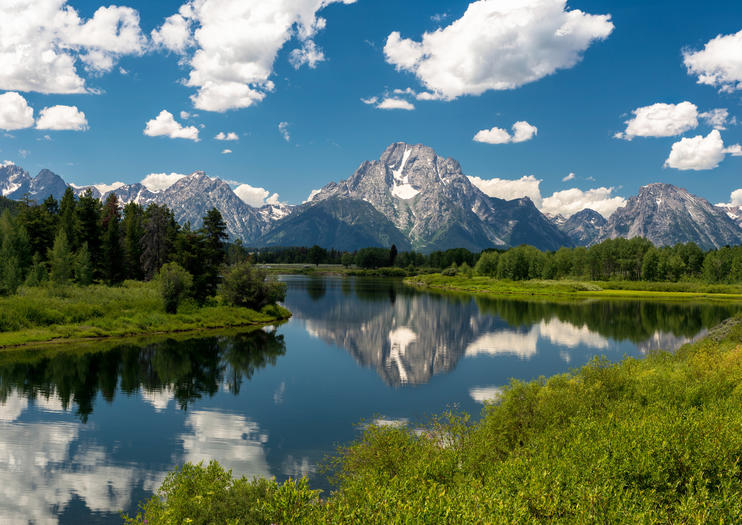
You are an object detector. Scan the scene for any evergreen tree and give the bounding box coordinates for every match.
[58,187,79,249]
[25,253,47,286]
[121,202,145,280]
[175,224,210,303]
[19,199,57,259]
[200,208,228,298]
[48,230,75,284]
[141,204,178,280]
[76,190,102,275]
[101,194,123,284]
[75,242,94,285]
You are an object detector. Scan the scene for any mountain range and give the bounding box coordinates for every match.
[1,143,741,252]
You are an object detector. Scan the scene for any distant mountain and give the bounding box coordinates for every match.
[311,142,571,252]
[596,183,742,250]
[719,204,742,229]
[0,165,67,201]
[258,196,411,251]
[559,209,607,246]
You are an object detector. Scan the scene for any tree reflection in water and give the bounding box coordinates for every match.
[0,329,286,422]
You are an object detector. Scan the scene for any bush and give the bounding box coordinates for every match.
[441,263,458,276]
[221,262,287,310]
[158,262,193,314]
[475,251,499,277]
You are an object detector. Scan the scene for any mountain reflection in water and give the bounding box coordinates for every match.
[0,276,739,524]
[283,276,736,386]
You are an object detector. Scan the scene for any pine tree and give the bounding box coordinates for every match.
[101,193,123,284]
[59,187,79,250]
[121,202,145,280]
[76,189,102,275]
[200,208,228,300]
[74,242,93,285]
[141,204,178,280]
[48,230,74,284]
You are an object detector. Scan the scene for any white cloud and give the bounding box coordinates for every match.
[615,102,698,140]
[180,111,191,120]
[278,121,290,142]
[562,172,576,182]
[470,173,625,218]
[151,9,193,54]
[468,175,543,204]
[540,187,626,218]
[140,172,187,191]
[289,40,325,69]
[234,183,280,207]
[0,92,34,130]
[384,0,613,100]
[0,0,145,94]
[684,29,742,93]
[215,131,238,141]
[474,121,538,144]
[36,105,88,131]
[92,182,125,194]
[154,0,357,112]
[699,108,734,130]
[221,149,232,154]
[727,189,742,207]
[664,129,742,171]
[469,386,502,404]
[361,96,378,105]
[143,110,200,141]
[376,98,415,111]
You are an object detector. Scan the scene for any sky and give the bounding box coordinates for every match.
[0,0,741,216]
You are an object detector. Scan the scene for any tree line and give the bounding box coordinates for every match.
[253,237,742,284]
[0,189,286,311]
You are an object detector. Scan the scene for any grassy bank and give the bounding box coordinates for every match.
[127,313,742,523]
[405,274,742,302]
[0,281,291,349]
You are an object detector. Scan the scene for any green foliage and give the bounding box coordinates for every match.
[340,252,354,267]
[48,230,74,284]
[132,315,742,523]
[221,262,287,309]
[355,247,393,269]
[158,262,193,314]
[441,262,458,276]
[474,251,499,276]
[74,242,93,285]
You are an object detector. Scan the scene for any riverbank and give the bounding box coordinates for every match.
[405,274,742,302]
[127,310,742,523]
[0,282,291,349]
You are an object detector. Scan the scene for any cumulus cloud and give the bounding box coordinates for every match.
[140,172,187,192]
[468,175,543,204]
[383,0,613,100]
[154,0,357,112]
[36,105,88,131]
[151,8,193,54]
[221,149,232,154]
[470,174,625,218]
[143,110,200,141]
[684,29,742,93]
[474,121,537,144]
[278,122,291,142]
[699,108,734,130]
[540,187,626,218]
[0,92,34,130]
[562,172,576,182]
[215,131,238,141]
[615,102,698,140]
[233,183,280,207]
[664,129,742,171]
[376,97,415,111]
[361,96,378,105]
[0,0,146,94]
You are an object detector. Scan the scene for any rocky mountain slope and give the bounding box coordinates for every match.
[596,183,742,250]
[557,208,607,246]
[258,196,412,251]
[2,149,741,252]
[310,142,571,252]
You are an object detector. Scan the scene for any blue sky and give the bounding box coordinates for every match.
[0,0,740,215]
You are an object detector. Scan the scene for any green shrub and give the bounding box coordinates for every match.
[441,263,458,276]
[158,262,193,314]
[221,262,286,309]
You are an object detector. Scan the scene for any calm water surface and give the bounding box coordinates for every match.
[1,276,739,523]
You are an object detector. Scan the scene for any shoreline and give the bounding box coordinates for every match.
[404,274,742,302]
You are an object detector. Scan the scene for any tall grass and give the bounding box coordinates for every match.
[0,281,290,348]
[127,314,742,524]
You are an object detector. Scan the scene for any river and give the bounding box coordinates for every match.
[0,275,738,523]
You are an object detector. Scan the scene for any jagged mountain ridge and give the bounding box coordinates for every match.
[596,183,742,250]
[2,144,741,251]
[310,142,572,252]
